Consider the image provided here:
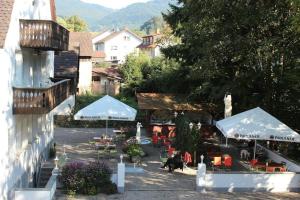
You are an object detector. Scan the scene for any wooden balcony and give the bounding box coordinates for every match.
[13,79,72,114]
[19,19,69,51]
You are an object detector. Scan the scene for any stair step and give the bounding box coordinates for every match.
[37,166,54,188]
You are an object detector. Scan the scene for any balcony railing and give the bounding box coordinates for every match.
[13,79,72,114]
[19,19,69,51]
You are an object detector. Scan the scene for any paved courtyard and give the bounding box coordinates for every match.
[54,128,300,200]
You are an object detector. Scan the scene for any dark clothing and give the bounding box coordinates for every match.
[162,154,184,172]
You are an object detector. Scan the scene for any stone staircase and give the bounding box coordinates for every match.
[37,164,54,188]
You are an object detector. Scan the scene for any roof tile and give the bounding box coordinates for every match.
[69,32,93,57]
[0,0,14,48]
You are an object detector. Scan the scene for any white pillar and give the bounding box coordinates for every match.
[117,163,125,193]
[196,156,206,192]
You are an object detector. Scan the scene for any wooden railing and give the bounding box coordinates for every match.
[19,19,69,51]
[13,79,71,114]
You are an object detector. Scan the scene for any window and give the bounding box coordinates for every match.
[111,56,117,60]
[111,46,118,50]
[124,36,130,41]
[92,76,101,82]
[149,36,153,44]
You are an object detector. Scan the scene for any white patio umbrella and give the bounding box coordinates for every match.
[216,107,300,159]
[74,95,137,134]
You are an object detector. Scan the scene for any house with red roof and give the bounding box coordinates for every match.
[92,67,122,96]
[138,33,162,58]
[92,28,142,64]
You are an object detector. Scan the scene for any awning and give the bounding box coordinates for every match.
[74,95,137,121]
[216,107,300,142]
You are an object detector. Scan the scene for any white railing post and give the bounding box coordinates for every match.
[196,155,206,192]
[117,162,125,193]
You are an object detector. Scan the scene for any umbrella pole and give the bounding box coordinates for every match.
[106,120,108,135]
[225,137,228,147]
[253,140,257,160]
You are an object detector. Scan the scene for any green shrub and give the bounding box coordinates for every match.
[127,144,144,157]
[60,161,116,195]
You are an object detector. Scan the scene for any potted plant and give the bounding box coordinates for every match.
[127,144,144,163]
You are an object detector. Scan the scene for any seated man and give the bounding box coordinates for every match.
[161,152,184,172]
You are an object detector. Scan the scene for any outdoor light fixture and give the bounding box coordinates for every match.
[174,111,178,118]
[189,122,194,130]
[181,111,184,115]
[197,122,202,130]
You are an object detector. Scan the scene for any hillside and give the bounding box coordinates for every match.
[55,0,176,31]
[97,0,175,29]
[55,0,113,30]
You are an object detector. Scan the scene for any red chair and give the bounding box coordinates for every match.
[223,156,232,168]
[184,152,192,164]
[168,147,176,156]
[266,167,275,173]
[160,135,167,140]
[163,140,171,147]
[250,159,258,168]
[152,135,159,145]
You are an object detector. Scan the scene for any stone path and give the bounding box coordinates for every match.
[54,128,300,200]
[125,144,196,191]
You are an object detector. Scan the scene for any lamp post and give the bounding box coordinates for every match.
[197,122,202,130]
[189,122,194,130]
[174,111,178,118]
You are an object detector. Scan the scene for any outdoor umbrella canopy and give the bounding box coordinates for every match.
[74,95,137,134]
[216,107,300,159]
[74,95,137,121]
[216,107,300,142]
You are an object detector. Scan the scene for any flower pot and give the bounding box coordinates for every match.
[131,156,141,163]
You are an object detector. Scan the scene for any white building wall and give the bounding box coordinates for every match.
[103,31,142,63]
[0,0,58,199]
[92,30,113,51]
[78,59,93,94]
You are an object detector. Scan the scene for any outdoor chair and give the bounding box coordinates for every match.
[183,152,192,166]
[163,139,171,147]
[250,159,258,168]
[223,156,232,168]
[211,156,222,170]
[266,167,275,173]
[168,147,176,156]
[153,126,162,135]
[152,135,159,146]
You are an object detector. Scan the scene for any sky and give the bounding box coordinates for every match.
[81,0,151,9]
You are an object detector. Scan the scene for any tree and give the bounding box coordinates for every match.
[57,16,88,32]
[140,16,165,34]
[120,53,181,95]
[120,53,150,95]
[163,0,300,129]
